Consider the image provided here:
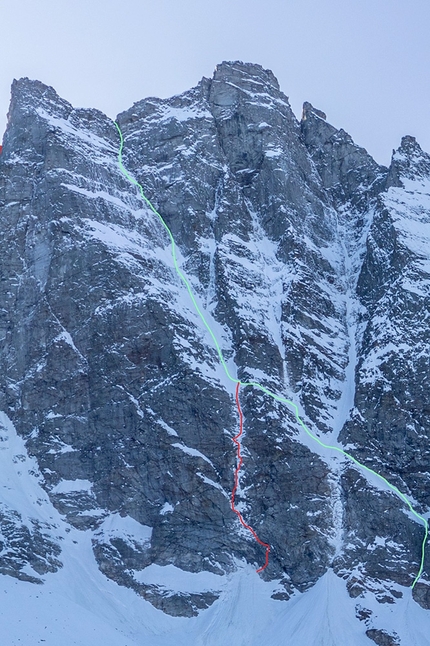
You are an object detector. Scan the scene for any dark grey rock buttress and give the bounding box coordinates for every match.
[0,61,429,636]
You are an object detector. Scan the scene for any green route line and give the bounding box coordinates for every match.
[114,121,428,589]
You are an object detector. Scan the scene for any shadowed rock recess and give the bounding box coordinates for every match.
[0,61,429,639]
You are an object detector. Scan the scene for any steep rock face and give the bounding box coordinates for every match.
[0,77,239,615]
[0,61,429,641]
[339,136,430,608]
[117,60,352,596]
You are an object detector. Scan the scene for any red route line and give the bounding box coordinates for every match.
[231,382,270,573]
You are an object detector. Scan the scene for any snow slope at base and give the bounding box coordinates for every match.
[3,560,430,646]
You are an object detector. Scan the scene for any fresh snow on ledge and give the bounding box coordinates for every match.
[51,479,93,494]
[132,563,224,594]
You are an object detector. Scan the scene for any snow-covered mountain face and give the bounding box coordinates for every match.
[0,61,429,645]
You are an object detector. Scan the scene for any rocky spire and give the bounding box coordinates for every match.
[301,100,386,208]
[387,134,430,186]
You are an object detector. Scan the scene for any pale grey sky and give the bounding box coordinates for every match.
[1,0,429,165]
